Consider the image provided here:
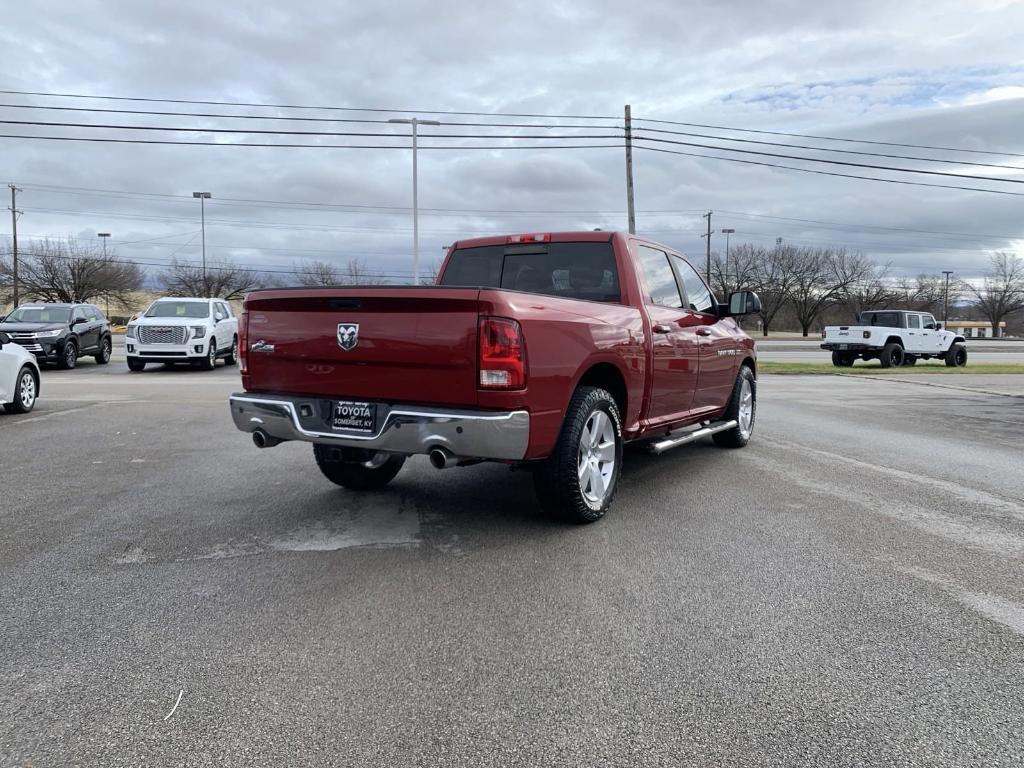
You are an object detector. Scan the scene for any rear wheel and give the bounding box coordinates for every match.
[58,340,78,370]
[945,343,967,367]
[879,343,904,368]
[313,445,405,490]
[831,351,855,367]
[533,386,623,524]
[94,336,112,364]
[127,358,146,372]
[713,365,756,448]
[3,366,37,414]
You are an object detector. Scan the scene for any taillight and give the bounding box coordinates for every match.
[479,317,526,390]
[506,233,550,244]
[238,306,249,374]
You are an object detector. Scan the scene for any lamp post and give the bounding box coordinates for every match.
[388,118,441,285]
[98,232,112,316]
[720,228,735,291]
[942,270,954,324]
[192,192,212,296]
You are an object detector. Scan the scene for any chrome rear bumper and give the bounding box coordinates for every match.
[229,393,530,461]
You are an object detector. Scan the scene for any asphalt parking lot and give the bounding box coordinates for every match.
[3,359,1023,766]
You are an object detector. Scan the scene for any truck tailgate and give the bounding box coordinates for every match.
[243,287,482,406]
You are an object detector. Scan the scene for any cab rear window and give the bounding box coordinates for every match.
[440,242,620,302]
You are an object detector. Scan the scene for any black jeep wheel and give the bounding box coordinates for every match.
[831,351,855,367]
[945,343,968,367]
[313,445,406,490]
[533,386,623,524]
[879,342,904,368]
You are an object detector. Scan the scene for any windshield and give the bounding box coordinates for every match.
[859,311,902,327]
[4,306,71,324]
[145,301,210,319]
[440,241,620,302]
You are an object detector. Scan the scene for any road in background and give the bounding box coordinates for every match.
[757,338,1024,364]
[2,369,1022,765]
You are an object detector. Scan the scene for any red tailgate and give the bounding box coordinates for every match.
[243,287,482,406]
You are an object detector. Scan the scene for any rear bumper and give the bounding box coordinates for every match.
[229,393,530,461]
[821,343,872,352]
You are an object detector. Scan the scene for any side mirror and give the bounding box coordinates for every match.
[727,290,761,316]
[934,322,943,330]
[0,331,9,346]
[214,312,224,322]
[72,317,87,325]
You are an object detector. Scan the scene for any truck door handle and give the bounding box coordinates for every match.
[653,324,674,334]
[696,328,712,336]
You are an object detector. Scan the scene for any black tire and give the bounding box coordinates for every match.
[94,336,112,365]
[713,365,757,449]
[945,343,968,368]
[4,366,38,414]
[902,355,917,366]
[533,386,623,524]
[201,341,217,371]
[58,339,78,370]
[127,358,146,372]
[831,351,855,367]
[879,342,903,368]
[224,335,238,366]
[313,444,405,490]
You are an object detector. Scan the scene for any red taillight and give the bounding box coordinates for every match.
[238,306,249,374]
[506,233,550,244]
[479,317,526,390]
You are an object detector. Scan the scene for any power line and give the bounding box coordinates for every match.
[633,135,1024,185]
[636,145,1024,197]
[633,116,1024,159]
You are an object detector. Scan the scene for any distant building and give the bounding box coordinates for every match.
[947,320,1008,339]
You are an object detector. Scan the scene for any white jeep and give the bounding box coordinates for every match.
[126,297,239,372]
[822,310,967,368]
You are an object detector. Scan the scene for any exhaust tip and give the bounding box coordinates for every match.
[429,447,454,469]
[253,430,280,449]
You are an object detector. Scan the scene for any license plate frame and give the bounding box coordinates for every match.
[331,400,377,433]
[838,344,849,350]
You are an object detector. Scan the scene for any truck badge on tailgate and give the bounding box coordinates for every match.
[337,323,359,351]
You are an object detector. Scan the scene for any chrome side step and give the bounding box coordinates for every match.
[647,420,738,455]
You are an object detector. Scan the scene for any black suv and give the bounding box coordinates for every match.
[0,302,113,369]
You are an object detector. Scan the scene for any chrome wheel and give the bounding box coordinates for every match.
[65,344,77,368]
[738,377,754,438]
[577,410,616,506]
[19,371,36,409]
[209,344,216,367]
[100,339,111,362]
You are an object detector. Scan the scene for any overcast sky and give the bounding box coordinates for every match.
[2,0,1024,283]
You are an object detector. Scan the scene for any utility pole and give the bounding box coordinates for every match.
[701,211,712,283]
[98,232,112,317]
[624,104,636,235]
[389,117,441,285]
[192,192,211,296]
[8,184,21,308]
[721,228,735,292]
[942,270,954,323]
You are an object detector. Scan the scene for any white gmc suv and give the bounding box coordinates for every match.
[125,297,239,372]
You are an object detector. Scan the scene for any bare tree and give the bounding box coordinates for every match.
[749,243,802,337]
[157,256,263,299]
[788,247,857,337]
[964,252,1024,335]
[710,244,761,299]
[835,254,893,319]
[295,258,386,287]
[0,236,143,308]
[893,273,951,315]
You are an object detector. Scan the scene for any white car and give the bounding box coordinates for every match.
[822,309,967,368]
[125,297,239,372]
[0,331,41,413]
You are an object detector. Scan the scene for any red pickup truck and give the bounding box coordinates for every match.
[229,231,760,523]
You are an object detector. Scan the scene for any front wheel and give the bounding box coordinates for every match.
[201,341,217,371]
[224,335,238,365]
[127,357,146,372]
[945,343,968,367]
[94,336,112,364]
[313,445,405,490]
[58,340,78,370]
[534,386,623,524]
[3,366,37,414]
[713,365,756,448]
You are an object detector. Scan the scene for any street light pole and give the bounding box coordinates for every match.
[192,192,212,296]
[942,270,954,324]
[98,232,112,316]
[720,228,735,291]
[389,118,441,285]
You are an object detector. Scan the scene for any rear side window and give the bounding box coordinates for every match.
[860,311,902,327]
[907,314,920,329]
[635,246,682,308]
[440,241,620,302]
